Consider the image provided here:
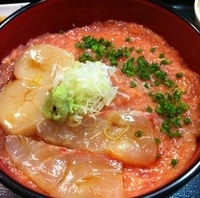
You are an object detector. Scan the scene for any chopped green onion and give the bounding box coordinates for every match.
[176,73,183,78]
[135,130,143,137]
[155,138,161,145]
[146,106,153,113]
[184,117,191,124]
[136,48,143,53]
[150,47,156,53]
[125,37,131,42]
[171,159,178,168]
[75,35,190,138]
[130,81,137,88]
[159,53,165,59]
[122,58,135,76]
[160,59,173,65]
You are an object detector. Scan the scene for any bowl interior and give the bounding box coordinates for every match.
[0,0,200,197]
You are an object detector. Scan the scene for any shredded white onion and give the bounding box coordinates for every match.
[54,61,118,118]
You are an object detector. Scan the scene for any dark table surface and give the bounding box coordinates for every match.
[0,0,199,197]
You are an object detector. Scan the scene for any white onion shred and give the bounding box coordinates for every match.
[54,61,118,117]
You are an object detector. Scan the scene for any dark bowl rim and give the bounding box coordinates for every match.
[0,0,199,198]
[0,0,45,29]
[151,0,200,34]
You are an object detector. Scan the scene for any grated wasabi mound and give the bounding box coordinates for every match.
[42,61,118,124]
[42,84,77,123]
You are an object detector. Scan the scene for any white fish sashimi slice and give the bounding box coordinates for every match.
[5,135,125,198]
[37,110,158,166]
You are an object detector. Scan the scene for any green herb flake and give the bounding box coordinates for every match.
[163,79,175,88]
[173,90,182,102]
[184,117,191,125]
[75,42,85,49]
[171,159,178,168]
[172,116,182,128]
[150,47,156,53]
[155,138,161,145]
[160,59,173,65]
[122,58,135,77]
[146,106,153,113]
[154,80,161,86]
[125,37,131,42]
[130,81,137,88]
[173,131,182,138]
[176,73,183,78]
[79,52,94,62]
[154,70,167,81]
[137,56,151,80]
[159,53,165,59]
[135,130,143,137]
[144,82,150,89]
[136,48,143,54]
[129,47,134,52]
